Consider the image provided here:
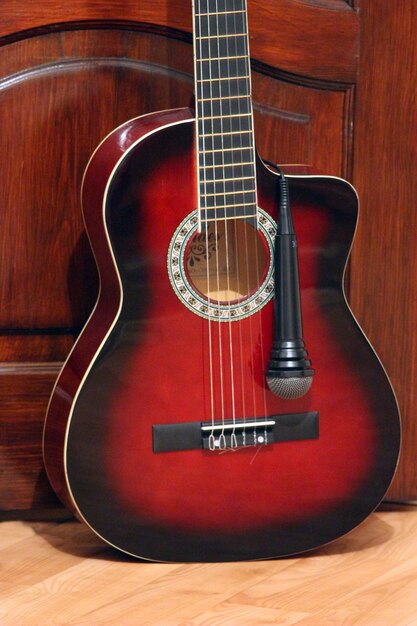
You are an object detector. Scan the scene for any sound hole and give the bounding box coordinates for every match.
[186,219,268,303]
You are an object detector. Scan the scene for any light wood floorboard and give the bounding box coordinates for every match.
[1,505,417,625]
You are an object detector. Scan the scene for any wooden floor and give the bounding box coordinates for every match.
[1,505,417,625]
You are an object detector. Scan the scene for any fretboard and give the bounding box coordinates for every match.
[193,0,257,228]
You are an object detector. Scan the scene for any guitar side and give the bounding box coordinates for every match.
[43,107,400,561]
[43,108,193,512]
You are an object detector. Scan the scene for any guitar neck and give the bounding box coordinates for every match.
[192,0,258,228]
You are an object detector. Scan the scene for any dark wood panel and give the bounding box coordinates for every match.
[0,29,196,509]
[350,0,417,499]
[0,26,352,335]
[0,0,358,82]
[0,5,360,509]
[18,0,417,513]
[0,335,73,362]
[0,30,193,330]
[0,23,354,511]
[252,72,352,176]
[0,365,61,509]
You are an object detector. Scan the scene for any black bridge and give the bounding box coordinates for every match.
[152,411,319,453]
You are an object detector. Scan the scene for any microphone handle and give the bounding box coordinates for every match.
[275,233,303,342]
[266,167,313,397]
[268,231,312,372]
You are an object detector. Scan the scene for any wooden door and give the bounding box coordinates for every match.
[349,1,417,499]
[0,0,414,512]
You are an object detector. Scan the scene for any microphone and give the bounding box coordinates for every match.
[266,168,314,399]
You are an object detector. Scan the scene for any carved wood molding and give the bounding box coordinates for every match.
[0,0,359,82]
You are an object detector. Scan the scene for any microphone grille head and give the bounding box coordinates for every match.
[266,375,313,400]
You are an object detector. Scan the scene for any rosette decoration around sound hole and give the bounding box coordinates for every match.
[167,209,276,322]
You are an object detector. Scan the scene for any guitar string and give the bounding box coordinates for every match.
[227,0,247,447]
[216,0,238,449]
[207,0,227,442]
[209,0,229,448]
[243,0,269,429]
[215,0,257,443]
[237,0,259,432]
[196,0,216,448]
[231,0,249,441]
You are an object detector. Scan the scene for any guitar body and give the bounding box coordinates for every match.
[43,107,400,561]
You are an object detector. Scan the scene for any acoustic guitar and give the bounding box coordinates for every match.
[43,0,400,561]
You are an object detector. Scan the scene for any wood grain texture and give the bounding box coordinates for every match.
[0,28,194,510]
[0,0,414,511]
[0,30,193,330]
[0,506,417,624]
[0,11,357,510]
[0,0,358,82]
[0,365,61,509]
[350,0,417,498]
[252,75,352,177]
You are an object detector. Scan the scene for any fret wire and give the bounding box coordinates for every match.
[199,130,252,137]
[196,55,247,62]
[201,202,256,210]
[196,33,247,40]
[200,112,252,119]
[199,146,253,153]
[200,214,257,222]
[201,161,254,168]
[197,75,251,83]
[200,175,254,183]
[201,188,256,197]
[199,94,250,102]
[195,10,246,16]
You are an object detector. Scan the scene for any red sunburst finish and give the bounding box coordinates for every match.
[43,108,400,561]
